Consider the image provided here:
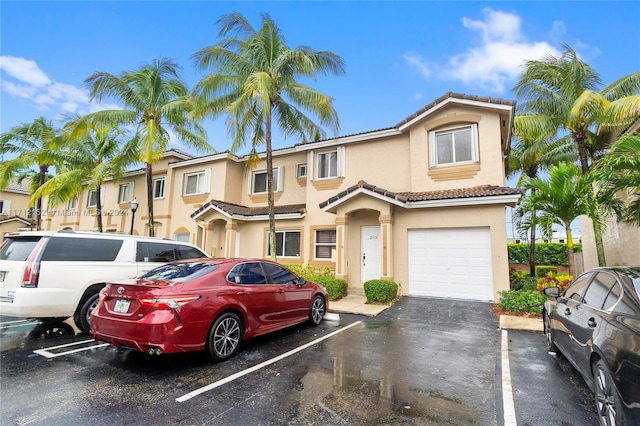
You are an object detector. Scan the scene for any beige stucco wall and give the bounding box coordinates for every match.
[581,215,640,268]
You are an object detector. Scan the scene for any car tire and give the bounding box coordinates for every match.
[74,292,100,334]
[206,312,243,362]
[543,311,558,354]
[28,321,75,340]
[593,358,625,426]
[309,295,325,326]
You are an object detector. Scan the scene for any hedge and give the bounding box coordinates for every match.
[507,243,582,266]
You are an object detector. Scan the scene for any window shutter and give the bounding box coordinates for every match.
[308,151,315,181]
[1,200,10,215]
[205,168,211,193]
[277,166,284,192]
[180,173,185,196]
[248,171,253,195]
[337,146,345,177]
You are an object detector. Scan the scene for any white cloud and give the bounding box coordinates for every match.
[0,56,51,86]
[404,8,562,94]
[0,55,120,118]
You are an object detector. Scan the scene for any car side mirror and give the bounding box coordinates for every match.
[542,286,560,298]
[297,277,306,287]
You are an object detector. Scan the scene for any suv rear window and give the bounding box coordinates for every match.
[0,237,42,261]
[40,237,123,261]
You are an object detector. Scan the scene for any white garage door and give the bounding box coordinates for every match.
[408,228,494,301]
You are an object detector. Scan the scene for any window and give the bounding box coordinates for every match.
[174,245,207,260]
[266,231,301,257]
[583,272,617,309]
[41,237,123,262]
[315,229,336,260]
[317,151,338,179]
[262,262,299,284]
[136,242,176,262]
[296,163,307,178]
[0,200,10,215]
[184,171,209,196]
[86,188,105,207]
[174,233,190,243]
[430,124,478,167]
[251,167,282,194]
[153,178,165,199]
[66,197,77,210]
[118,183,133,203]
[227,262,267,285]
[565,273,594,302]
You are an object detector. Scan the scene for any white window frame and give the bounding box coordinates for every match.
[153,177,166,199]
[174,233,190,243]
[118,182,134,204]
[0,200,10,215]
[66,197,77,210]
[249,166,283,195]
[183,169,210,196]
[296,163,307,178]
[86,188,105,208]
[312,146,345,180]
[314,229,336,260]
[429,124,479,168]
[266,230,301,258]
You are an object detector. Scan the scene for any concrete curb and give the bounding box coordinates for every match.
[499,315,543,332]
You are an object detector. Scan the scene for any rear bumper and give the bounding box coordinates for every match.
[0,288,77,319]
[90,310,207,354]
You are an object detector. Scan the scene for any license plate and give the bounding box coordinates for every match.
[113,299,131,314]
[0,271,5,282]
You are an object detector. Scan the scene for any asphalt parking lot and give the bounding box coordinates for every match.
[0,297,596,425]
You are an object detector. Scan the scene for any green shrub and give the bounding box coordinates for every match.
[507,243,582,266]
[497,290,546,315]
[520,277,538,292]
[285,265,347,301]
[363,280,398,303]
[509,268,530,290]
[536,265,558,277]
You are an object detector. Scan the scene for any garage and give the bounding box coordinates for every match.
[408,227,494,301]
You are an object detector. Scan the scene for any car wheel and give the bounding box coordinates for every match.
[309,295,325,325]
[28,321,75,340]
[543,312,558,354]
[74,292,100,334]
[206,312,243,362]
[593,358,625,426]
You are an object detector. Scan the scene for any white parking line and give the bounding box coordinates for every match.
[33,339,111,359]
[0,319,32,325]
[501,330,517,426]
[176,320,363,402]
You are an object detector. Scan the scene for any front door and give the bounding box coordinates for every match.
[361,226,381,284]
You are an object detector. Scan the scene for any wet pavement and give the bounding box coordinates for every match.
[1,297,596,425]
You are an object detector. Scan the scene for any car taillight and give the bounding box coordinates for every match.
[22,238,47,288]
[138,295,201,309]
[99,288,108,302]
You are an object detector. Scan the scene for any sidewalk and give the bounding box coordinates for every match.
[328,293,389,317]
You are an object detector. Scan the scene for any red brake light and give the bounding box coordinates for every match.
[138,295,201,309]
[22,238,47,288]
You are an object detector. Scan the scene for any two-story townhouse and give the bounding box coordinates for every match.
[0,179,33,239]
[45,92,521,302]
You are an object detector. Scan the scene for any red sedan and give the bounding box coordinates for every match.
[90,258,328,361]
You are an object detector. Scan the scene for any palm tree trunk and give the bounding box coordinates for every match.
[96,184,103,232]
[36,166,47,230]
[266,109,277,261]
[575,133,606,267]
[146,163,154,237]
[566,227,576,277]
[529,217,536,277]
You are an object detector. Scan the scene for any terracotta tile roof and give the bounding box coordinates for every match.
[191,199,306,219]
[395,92,516,128]
[3,179,31,193]
[319,180,522,209]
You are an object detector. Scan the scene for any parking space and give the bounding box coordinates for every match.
[1,298,597,425]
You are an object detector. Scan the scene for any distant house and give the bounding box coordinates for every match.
[44,92,521,301]
[0,179,33,239]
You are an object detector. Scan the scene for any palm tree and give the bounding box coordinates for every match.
[32,118,133,232]
[514,43,640,266]
[192,12,345,260]
[590,134,640,226]
[507,128,571,276]
[0,117,67,230]
[81,58,212,236]
[521,162,602,276]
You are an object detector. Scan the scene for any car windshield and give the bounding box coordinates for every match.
[140,262,218,282]
[0,237,42,261]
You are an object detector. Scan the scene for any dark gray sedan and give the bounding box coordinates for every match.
[543,267,640,426]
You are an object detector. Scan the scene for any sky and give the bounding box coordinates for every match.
[2,0,640,238]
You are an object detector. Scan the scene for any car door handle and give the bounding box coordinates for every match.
[565,308,571,316]
[588,318,597,328]
[236,291,248,296]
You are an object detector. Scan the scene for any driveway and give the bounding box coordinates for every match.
[0,297,596,425]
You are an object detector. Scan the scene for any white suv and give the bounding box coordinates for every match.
[0,230,209,333]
